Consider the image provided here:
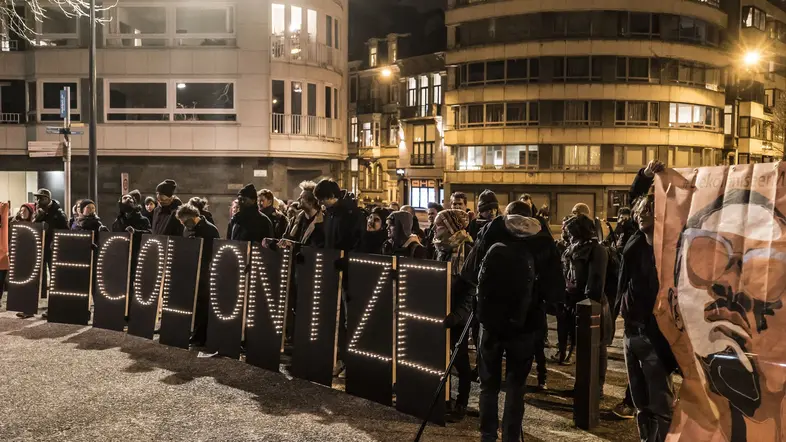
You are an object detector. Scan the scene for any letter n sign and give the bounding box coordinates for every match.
[6,222,45,315]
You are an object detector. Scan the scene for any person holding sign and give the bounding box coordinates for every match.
[433,209,474,423]
[284,181,324,248]
[228,184,273,242]
[152,180,184,237]
[112,191,151,233]
[71,200,108,235]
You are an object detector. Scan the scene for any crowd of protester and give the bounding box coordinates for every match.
[0,163,676,442]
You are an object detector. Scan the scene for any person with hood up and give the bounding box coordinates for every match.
[142,197,157,224]
[21,189,69,319]
[258,189,287,239]
[113,190,151,233]
[423,202,443,259]
[176,203,220,346]
[152,179,184,236]
[314,179,365,252]
[468,189,499,240]
[400,205,425,240]
[72,199,109,235]
[520,194,552,236]
[284,181,324,248]
[562,213,611,397]
[188,197,215,227]
[382,211,427,259]
[228,184,273,242]
[432,209,474,422]
[460,201,564,442]
[357,207,390,254]
[14,203,36,223]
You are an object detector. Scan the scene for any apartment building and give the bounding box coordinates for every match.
[0,0,347,227]
[441,0,786,222]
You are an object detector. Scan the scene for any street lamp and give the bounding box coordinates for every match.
[381,68,392,78]
[743,50,761,67]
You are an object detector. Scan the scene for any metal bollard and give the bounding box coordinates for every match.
[573,298,600,430]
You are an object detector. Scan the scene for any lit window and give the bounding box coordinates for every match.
[370,46,378,67]
[104,80,236,123]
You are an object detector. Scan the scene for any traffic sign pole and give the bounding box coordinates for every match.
[63,86,72,214]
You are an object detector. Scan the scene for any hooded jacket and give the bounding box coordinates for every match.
[228,203,273,243]
[112,204,152,233]
[382,211,427,259]
[322,191,365,252]
[72,213,109,235]
[152,197,184,236]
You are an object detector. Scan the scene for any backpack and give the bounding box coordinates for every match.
[476,241,536,333]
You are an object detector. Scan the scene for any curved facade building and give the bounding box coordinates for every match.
[0,0,347,226]
[443,0,730,220]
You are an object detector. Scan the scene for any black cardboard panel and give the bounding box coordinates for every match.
[395,258,451,425]
[345,253,395,406]
[92,232,132,332]
[159,236,203,350]
[205,240,250,360]
[6,222,44,315]
[291,247,342,387]
[127,235,168,339]
[47,230,94,325]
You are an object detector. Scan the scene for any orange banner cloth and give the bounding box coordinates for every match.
[655,164,786,441]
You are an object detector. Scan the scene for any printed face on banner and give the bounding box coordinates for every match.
[658,165,786,439]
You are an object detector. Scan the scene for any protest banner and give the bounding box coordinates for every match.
[159,236,203,349]
[6,222,45,315]
[128,235,168,339]
[46,230,94,325]
[92,232,133,331]
[655,163,786,441]
[0,202,8,274]
[205,240,250,359]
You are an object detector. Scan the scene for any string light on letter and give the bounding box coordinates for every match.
[309,252,323,341]
[160,238,191,315]
[49,231,92,298]
[8,224,42,286]
[96,235,130,301]
[347,258,393,362]
[246,246,274,329]
[397,263,447,376]
[275,247,291,332]
[209,244,246,321]
[133,238,165,306]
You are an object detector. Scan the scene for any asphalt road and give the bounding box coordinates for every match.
[0,298,656,441]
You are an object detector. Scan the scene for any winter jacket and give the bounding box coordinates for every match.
[33,200,69,261]
[141,207,154,224]
[13,203,36,223]
[112,209,152,233]
[72,214,109,236]
[411,214,425,240]
[284,210,325,247]
[228,204,273,243]
[437,241,473,329]
[357,229,388,254]
[184,216,221,241]
[152,197,184,236]
[423,225,437,259]
[467,216,493,241]
[322,191,365,252]
[383,211,427,259]
[563,239,613,345]
[261,205,288,239]
[200,210,216,228]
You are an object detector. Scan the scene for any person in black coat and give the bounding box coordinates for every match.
[142,197,157,224]
[177,203,220,347]
[468,189,499,240]
[283,181,325,247]
[258,189,288,239]
[228,184,273,242]
[71,199,109,235]
[357,207,391,254]
[382,211,427,259]
[188,197,215,227]
[112,192,152,233]
[314,179,365,252]
[152,179,184,236]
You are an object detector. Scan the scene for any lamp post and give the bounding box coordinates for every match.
[88,0,98,203]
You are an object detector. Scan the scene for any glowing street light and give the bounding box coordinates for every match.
[381,68,392,78]
[177,83,186,89]
[743,50,761,67]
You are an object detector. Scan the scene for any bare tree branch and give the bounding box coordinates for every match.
[1,0,115,43]
[771,90,786,159]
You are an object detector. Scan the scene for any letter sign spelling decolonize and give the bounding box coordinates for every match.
[127,235,168,339]
[6,222,45,316]
[47,230,94,325]
[159,236,203,350]
[244,243,289,371]
[92,232,133,332]
[205,240,250,360]
[345,254,395,407]
[395,258,451,424]
[291,247,342,387]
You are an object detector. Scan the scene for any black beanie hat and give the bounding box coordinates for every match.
[238,183,258,201]
[144,196,156,205]
[79,199,95,213]
[477,189,499,213]
[128,189,142,206]
[156,179,177,198]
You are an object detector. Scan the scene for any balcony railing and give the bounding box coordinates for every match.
[0,113,21,124]
[400,104,442,120]
[410,153,435,166]
[356,99,383,115]
[271,35,341,71]
[271,113,341,140]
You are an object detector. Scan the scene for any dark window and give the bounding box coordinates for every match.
[272,80,285,114]
[467,104,484,125]
[307,83,316,116]
[325,85,332,118]
[468,63,485,83]
[291,82,302,116]
[629,13,651,35]
[43,82,77,109]
[487,61,505,82]
[326,15,333,47]
[350,77,358,102]
[109,82,167,109]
